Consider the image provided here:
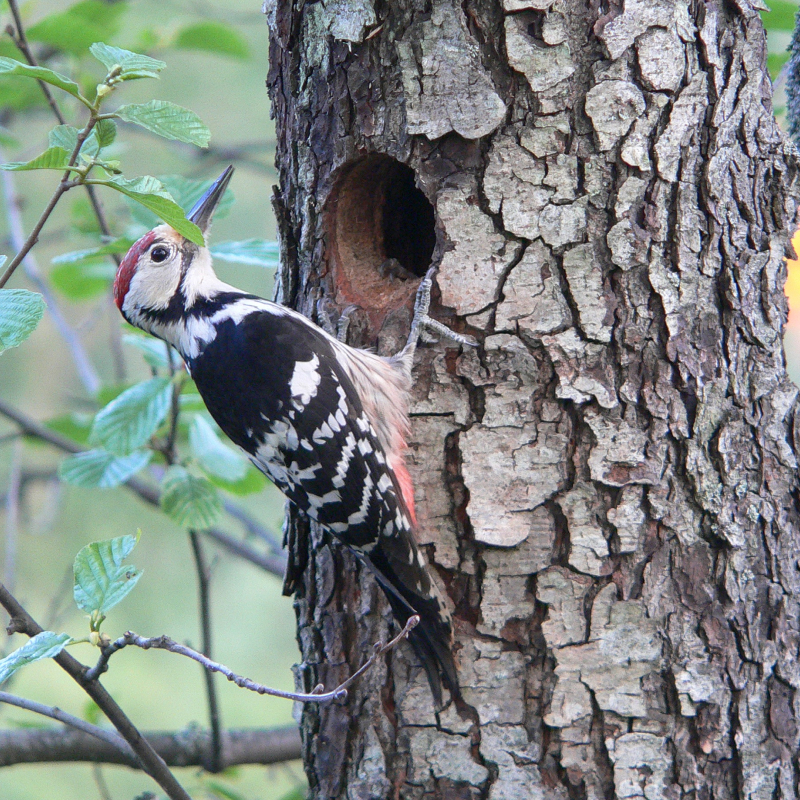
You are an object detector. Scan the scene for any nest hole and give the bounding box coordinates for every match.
[327,155,437,311]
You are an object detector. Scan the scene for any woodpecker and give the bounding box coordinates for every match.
[113,166,467,707]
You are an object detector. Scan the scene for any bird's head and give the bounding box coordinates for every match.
[114,166,233,332]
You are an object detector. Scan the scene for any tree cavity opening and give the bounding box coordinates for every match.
[327,155,437,311]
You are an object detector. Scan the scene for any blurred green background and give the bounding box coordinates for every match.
[0,1,303,799]
[1,1,800,800]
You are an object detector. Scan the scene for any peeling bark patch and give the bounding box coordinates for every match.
[654,72,708,182]
[598,0,695,61]
[541,329,618,409]
[585,81,646,151]
[307,0,376,43]
[562,244,612,343]
[585,410,665,486]
[495,241,572,338]
[397,0,506,140]
[557,482,609,575]
[637,28,686,92]
[461,420,570,546]
[504,14,576,93]
[484,135,552,240]
[436,185,520,316]
[607,733,670,800]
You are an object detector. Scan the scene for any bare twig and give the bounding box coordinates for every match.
[87,616,420,703]
[4,440,21,594]
[189,530,223,772]
[0,397,288,577]
[0,725,301,769]
[0,582,192,800]
[0,691,136,760]
[0,166,102,394]
[4,5,66,125]
[0,179,78,287]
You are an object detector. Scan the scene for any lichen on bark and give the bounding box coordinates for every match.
[267,0,800,797]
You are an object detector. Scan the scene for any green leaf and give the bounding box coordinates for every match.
[761,0,798,31]
[0,147,70,171]
[189,416,247,482]
[94,118,117,148]
[0,57,84,101]
[45,413,94,446]
[50,261,116,300]
[52,237,133,267]
[73,533,142,616]
[0,632,72,685]
[89,43,166,81]
[58,449,151,488]
[113,100,210,147]
[90,377,173,455]
[90,176,204,245]
[0,289,46,353]
[175,21,250,60]
[122,334,174,369]
[211,239,280,268]
[160,466,222,528]
[27,1,125,55]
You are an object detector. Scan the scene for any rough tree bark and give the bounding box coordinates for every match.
[266,0,800,797]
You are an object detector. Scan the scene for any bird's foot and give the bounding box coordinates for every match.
[400,267,477,362]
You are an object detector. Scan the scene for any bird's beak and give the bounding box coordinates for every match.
[188,165,234,235]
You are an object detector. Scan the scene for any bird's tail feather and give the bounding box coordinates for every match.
[366,546,460,709]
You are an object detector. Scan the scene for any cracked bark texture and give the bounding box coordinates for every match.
[266,0,800,797]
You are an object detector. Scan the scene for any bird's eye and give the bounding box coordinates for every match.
[150,245,170,263]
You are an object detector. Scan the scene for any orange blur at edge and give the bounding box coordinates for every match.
[788,231,800,326]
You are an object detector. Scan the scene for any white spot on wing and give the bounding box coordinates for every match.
[290,355,321,408]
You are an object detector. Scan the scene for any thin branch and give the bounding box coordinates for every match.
[0,165,102,394]
[4,6,66,125]
[0,582,192,800]
[87,616,420,704]
[222,499,284,553]
[0,179,78,288]
[0,691,136,760]
[189,530,222,772]
[4,440,21,594]
[0,725,301,769]
[0,397,288,577]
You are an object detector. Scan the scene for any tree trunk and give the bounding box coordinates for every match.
[266,1,800,797]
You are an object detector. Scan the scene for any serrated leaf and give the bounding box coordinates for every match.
[50,261,116,300]
[73,533,142,616]
[90,377,173,456]
[211,239,280,268]
[58,449,151,488]
[0,57,84,101]
[113,100,210,147]
[94,118,117,148]
[52,237,133,267]
[0,147,70,172]
[90,176,204,245]
[0,632,72,685]
[89,43,166,81]
[122,334,174,369]
[0,289,46,353]
[189,415,247,482]
[160,466,222,528]
[175,21,250,60]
